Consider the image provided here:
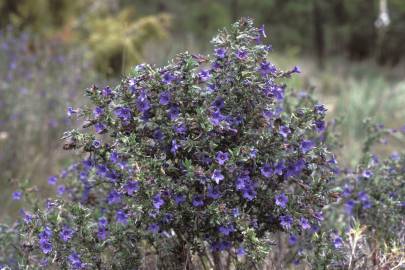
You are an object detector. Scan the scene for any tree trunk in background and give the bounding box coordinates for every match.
[156,0,167,12]
[313,0,325,68]
[230,0,240,21]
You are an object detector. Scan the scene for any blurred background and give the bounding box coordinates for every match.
[1,0,404,221]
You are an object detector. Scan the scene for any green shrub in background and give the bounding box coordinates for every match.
[84,8,171,75]
[0,0,171,75]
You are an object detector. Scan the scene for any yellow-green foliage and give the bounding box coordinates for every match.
[0,1,171,75]
[0,0,89,33]
[85,8,171,75]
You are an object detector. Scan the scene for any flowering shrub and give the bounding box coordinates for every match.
[2,18,340,269]
[305,124,405,270]
[339,152,404,242]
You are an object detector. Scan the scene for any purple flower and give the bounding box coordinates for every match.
[153,194,165,209]
[288,234,298,245]
[332,236,343,248]
[174,122,187,134]
[285,159,306,178]
[275,193,288,208]
[299,217,311,230]
[215,151,229,165]
[48,176,57,185]
[264,85,284,101]
[67,106,78,117]
[98,216,108,228]
[390,151,400,161]
[262,109,275,121]
[136,94,151,113]
[218,224,235,236]
[97,227,108,241]
[314,104,327,115]
[92,140,101,149]
[279,125,291,138]
[258,61,276,76]
[159,91,170,105]
[56,185,65,196]
[108,151,119,163]
[300,140,315,153]
[291,65,301,73]
[124,181,139,195]
[211,169,224,184]
[192,194,204,207]
[314,211,324,222]
[168,105,180,120]
[153,128,165,141]
[235,174,250,190]
[357,191,368,202]
[102,86,113,97]
[38,226,53,240]
[114,107,132,122]
[235,49,248,60]
[82,159,93,169]
[174,194,186,205]
[219,240,232,251]
[107,190,121,205]
[293,259,300,266]
[198,69,211,82]
[68,252,84,269]
[12,191,22,200]
[236,246,246,256]
[59,225,74,242]
[259,24,266,38]
[315,120,325,133]
[274,160,286,175]
[207,185,222,199]
[214,48,226,59]
[39,239,52,254]
[93,106,104,118]
[260,163,273,178]
[211,96,225,110]
[242,185,257,201]
[163,213,174,224]
[358,191,372,209]
[342,184,353,198]
[362,170,373,178]
[206,83,216,93]
[20,209,33,224]
[149,223,160,234]
[116,210,128,225]
[162,72,175,84]
[210,110,225,126]
[345,199,356,215]
[171,139,180,155]
[279,215,293,230]
[95,122,106,134]
[250,148,258,158]
[232,208,240,217]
